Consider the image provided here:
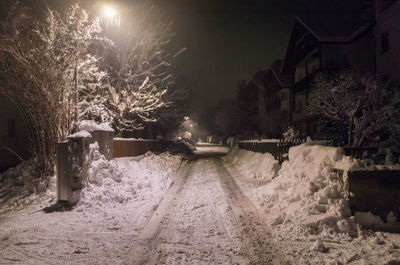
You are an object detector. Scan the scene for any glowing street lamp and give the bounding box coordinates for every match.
[102,5,121,28]
[103,6,116,18]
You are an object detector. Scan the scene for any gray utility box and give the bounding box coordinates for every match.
[57,135,91,205]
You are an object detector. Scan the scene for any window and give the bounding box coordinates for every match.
[8,118,16,137]
[381,32,389,54]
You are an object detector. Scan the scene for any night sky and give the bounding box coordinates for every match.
[154,0,364,111]
[15,0,364,111]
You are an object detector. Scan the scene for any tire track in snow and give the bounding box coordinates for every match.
[126,162,194,264]
[149,159,248,264]
[214,158,294,265]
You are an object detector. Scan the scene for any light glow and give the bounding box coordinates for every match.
[103,6,116,18]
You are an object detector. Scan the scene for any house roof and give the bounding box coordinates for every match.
[295,15,371,42]
[270,59,293,87]
[252,70,266,84]
[281,14,372,73]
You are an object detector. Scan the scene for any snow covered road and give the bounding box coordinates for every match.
[2,145,399,264]
[127,157,289,264]
[0,155,289,265]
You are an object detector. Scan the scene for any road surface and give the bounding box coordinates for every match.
[0,147,291,265]
[126,155,291,264]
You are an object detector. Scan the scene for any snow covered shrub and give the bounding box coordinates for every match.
[0,159,45,207]
[308,71,400,147]
[282,126,301,141]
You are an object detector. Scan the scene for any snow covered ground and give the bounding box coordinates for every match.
[0,142,399,264]
[0,147,183,265]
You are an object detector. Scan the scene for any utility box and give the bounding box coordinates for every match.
[57,133,91,205]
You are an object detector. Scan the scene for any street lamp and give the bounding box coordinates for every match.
[103,6,116,17]
[102,5,120,28]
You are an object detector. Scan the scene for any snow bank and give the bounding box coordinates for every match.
[262,142,361,237]
[0,159,51,208]
[223,147,279,181]
[79,120,114,132]
[78,143,182,208]
[225,142,367,238]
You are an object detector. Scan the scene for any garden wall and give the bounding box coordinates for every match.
[113,139,163,158]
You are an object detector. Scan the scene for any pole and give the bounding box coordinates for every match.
[73,56,79,133]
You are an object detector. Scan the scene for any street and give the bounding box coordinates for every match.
[127,157,290,264]
[0,152,289,265]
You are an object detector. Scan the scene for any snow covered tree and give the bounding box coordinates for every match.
[0,3,106,177]
[308,71,400,147]
[100,0,183,133]
[156,75,190,136]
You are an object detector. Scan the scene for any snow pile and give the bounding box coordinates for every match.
[261,142,360,237]
[0,159,50,208]
[225,142,367,238]
[223,147,279,180]
[79,119,114,132]
[78,142,182,208]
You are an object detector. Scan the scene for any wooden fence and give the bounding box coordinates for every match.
[113,139,163,158]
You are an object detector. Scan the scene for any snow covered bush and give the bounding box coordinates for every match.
[0,159,45,207]
[0,3,105,177]
[282,125,301,141]
[0,2,187,179]
[308,71,400,147]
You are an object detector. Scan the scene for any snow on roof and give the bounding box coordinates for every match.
[79,120,114,132]
[68,130,92,139]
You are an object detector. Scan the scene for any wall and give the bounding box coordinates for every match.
[374,0,400,81]
[348,169,400,222]
[343,32,375,74]
[113,139,163,158]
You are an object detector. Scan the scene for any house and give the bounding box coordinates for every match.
[371,0,400,82]
[0,96,31,171]
[238,68,289,137]
[237,71,265,135]
[280,13,375,136]
[273,0,400,137]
